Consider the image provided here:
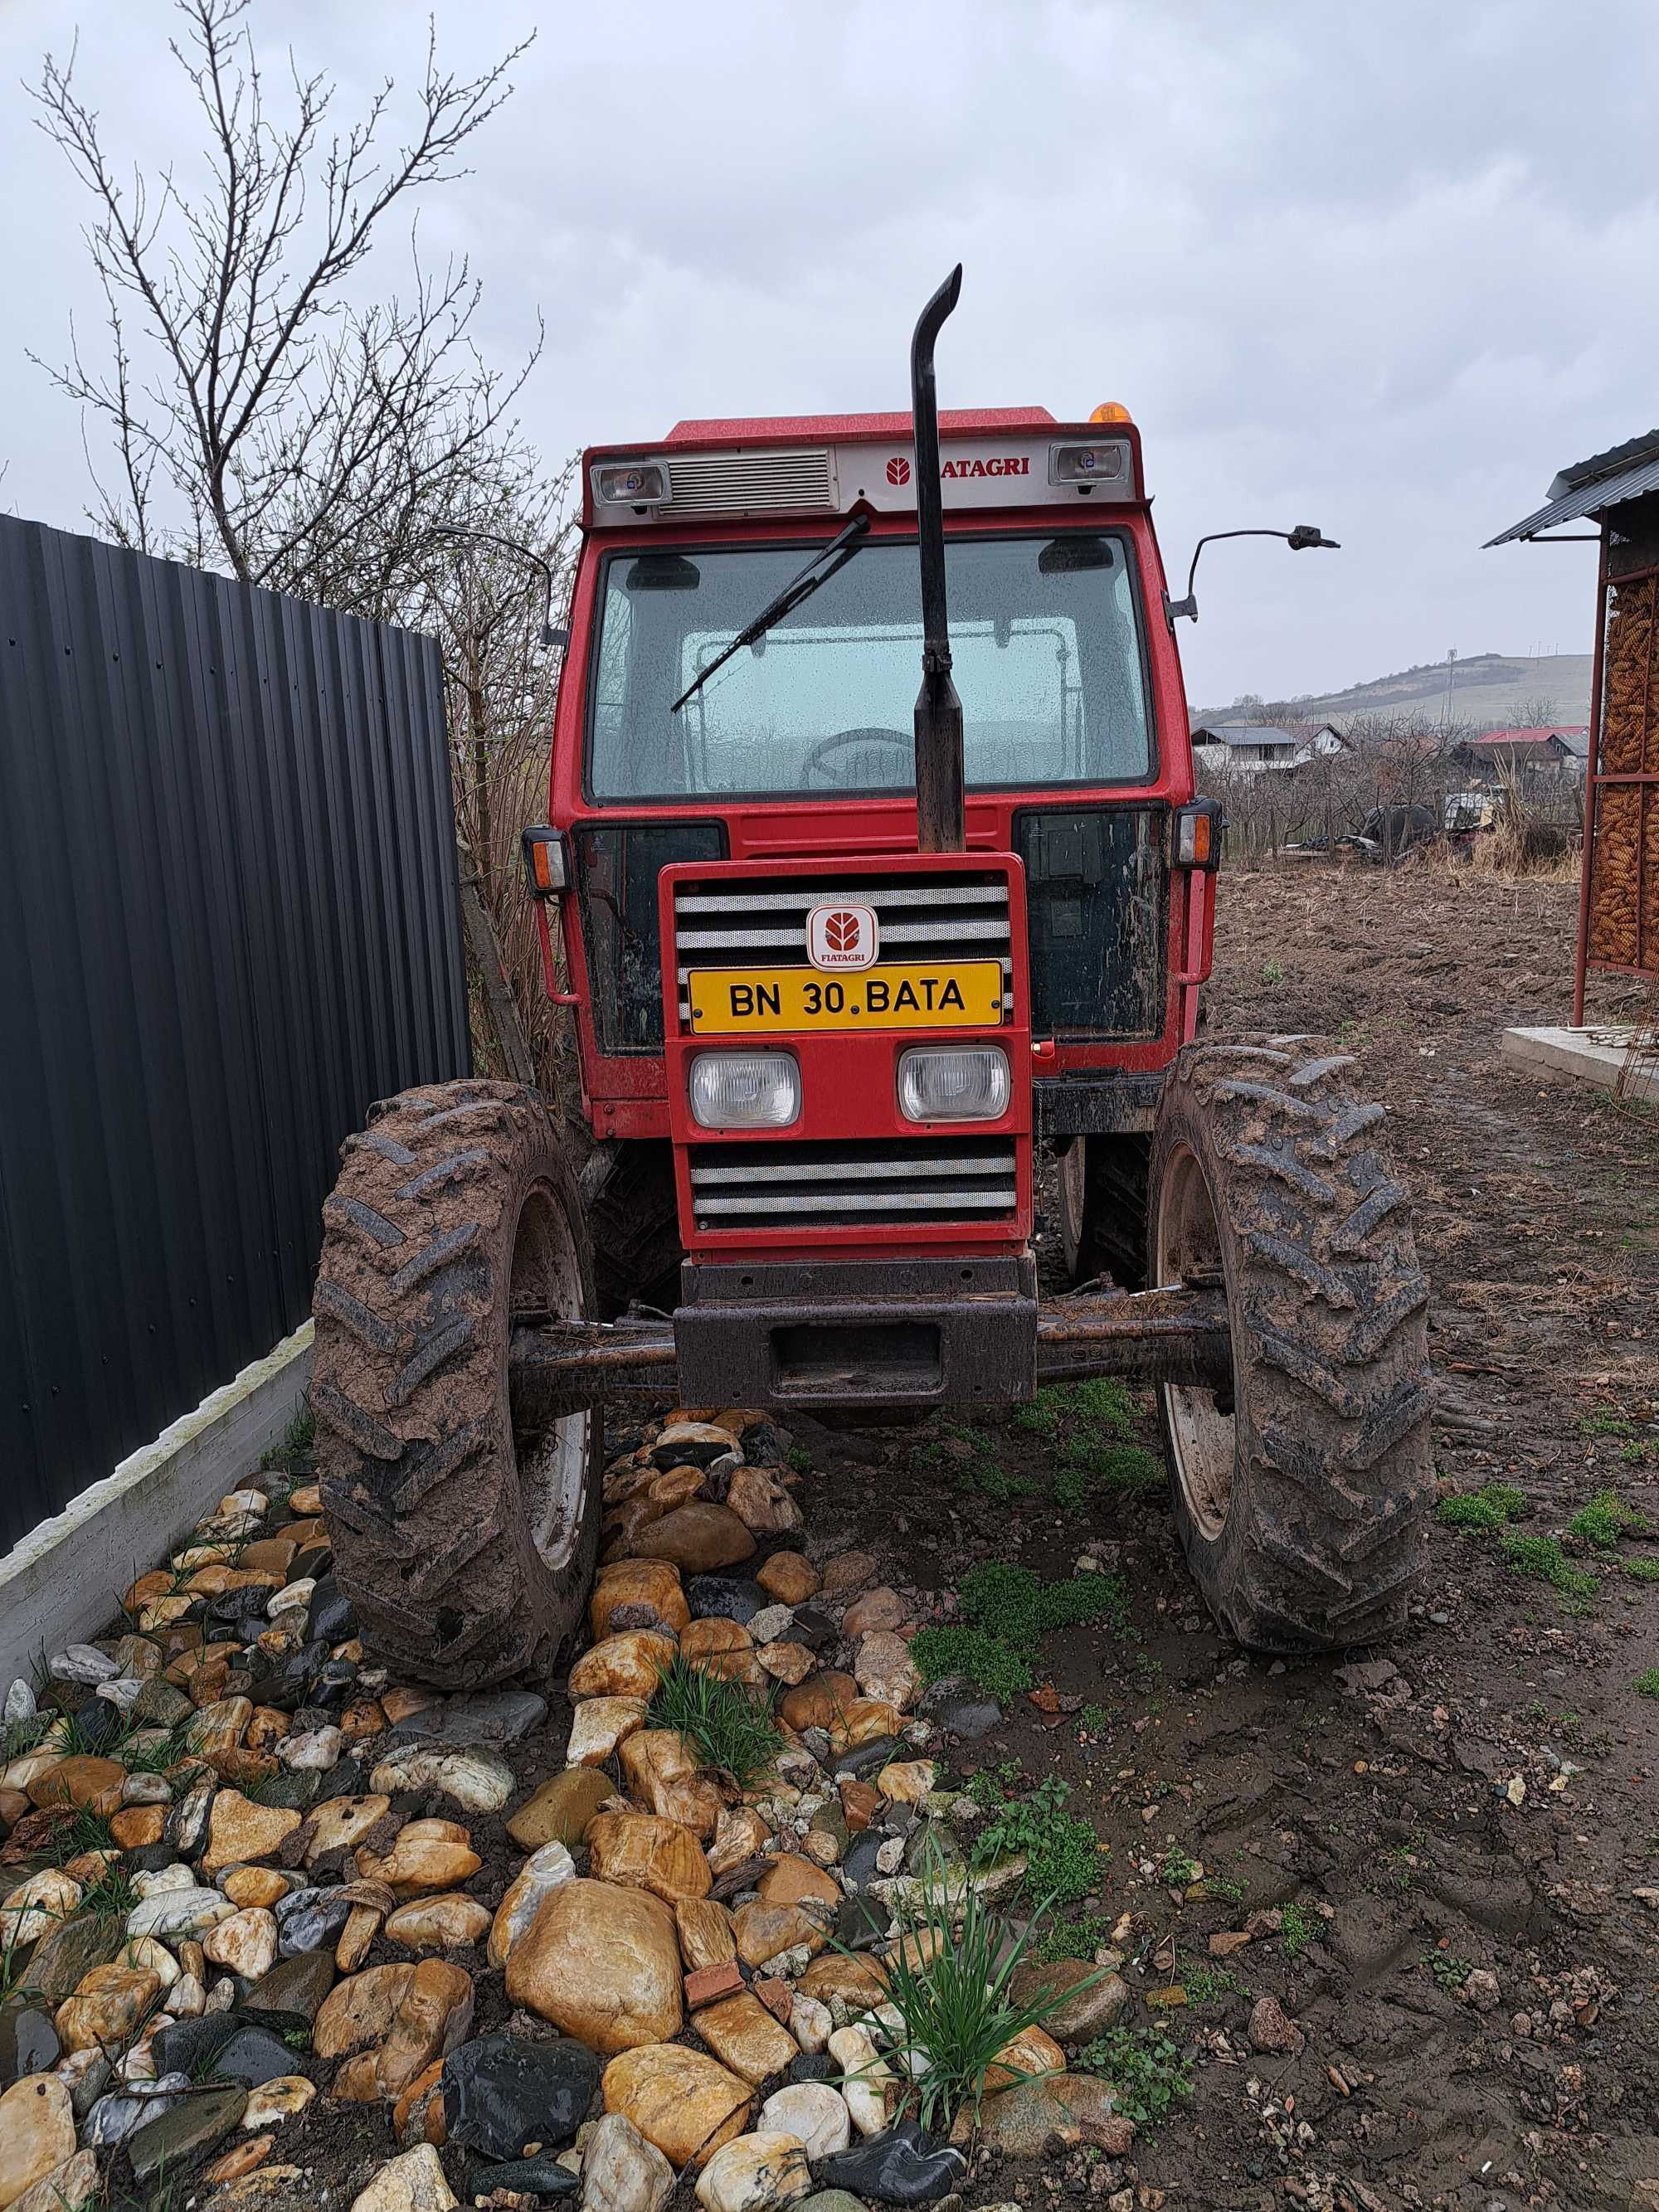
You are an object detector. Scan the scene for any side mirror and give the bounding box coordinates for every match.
[1165,523,1340,625]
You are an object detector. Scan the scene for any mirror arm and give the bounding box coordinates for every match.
[1163,524,1339,628]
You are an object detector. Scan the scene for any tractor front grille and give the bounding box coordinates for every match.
[662,450,834,517]
[687,1136,1018,1231]
[673,868,1014,1023]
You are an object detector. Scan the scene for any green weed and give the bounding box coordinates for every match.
[1626,1556,1659,1582]
[960,1560,1130,1649]
[841,1835,1099,2129]
[1058,1436,1165,1499]
[1500,1533,1598,1597]
[1180,1952,1240,2005]
[1074,2026,1191,2127]
[912,1626,1034,1703]
[783,1444,813,1475]
[1637,1670,1659,1699]
[75,1865,140,1923]
[1262,957,1286,985]
[1619,1438,1659,1464]
[1568,1490,1652,1548]
[1027,1908,1116,1965]
[1160,1847,1200,1886]
[1423,1950,1475,1991]
[1279,1902,1317,1960]
[1579,1407,1637,1438]
[1437,1482,1525,1532]
[973,1773,1104,1904]
[259,1395,316,1470]
[1077,1702,1111,1736]
[647,1651,783,1787]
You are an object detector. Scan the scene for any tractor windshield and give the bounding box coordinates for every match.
[586,532,1152,800]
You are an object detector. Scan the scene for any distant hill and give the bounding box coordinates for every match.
[1197,651,1593,734]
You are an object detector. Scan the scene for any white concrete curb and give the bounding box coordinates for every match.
[1501,1024,1659,1104]
[0,1320,314,1689]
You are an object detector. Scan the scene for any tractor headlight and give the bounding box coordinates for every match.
[897,1045,1010,1123]
[688,1051,800,1130]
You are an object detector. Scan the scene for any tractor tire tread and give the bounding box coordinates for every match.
[310,1077,599,1689]
[1151,1038,1433,1651]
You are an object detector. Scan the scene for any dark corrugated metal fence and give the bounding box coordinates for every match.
[0,515,469,1553]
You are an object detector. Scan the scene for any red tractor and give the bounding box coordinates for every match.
[312,272,1433,1687]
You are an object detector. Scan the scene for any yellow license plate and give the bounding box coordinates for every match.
[687,960,1005,1035]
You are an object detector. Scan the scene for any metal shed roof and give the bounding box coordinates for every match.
[1486,429,1659,546]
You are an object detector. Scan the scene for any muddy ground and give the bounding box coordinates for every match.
[791,857,1659,2211]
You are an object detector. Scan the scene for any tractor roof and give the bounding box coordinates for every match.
[662,407,1058,445]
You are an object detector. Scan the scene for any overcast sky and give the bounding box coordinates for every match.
[2,0,1653,708]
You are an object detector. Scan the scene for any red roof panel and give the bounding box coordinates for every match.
[664,408,1058,445]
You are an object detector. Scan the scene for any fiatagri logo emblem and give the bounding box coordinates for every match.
[886,456,911,486]
[808,902,879,971]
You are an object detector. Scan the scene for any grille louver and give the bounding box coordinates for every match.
[664,450,834,516]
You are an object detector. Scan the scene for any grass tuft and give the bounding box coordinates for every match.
[1438,1482,1525,1532]
[911,1626,1034,1702]
[260,1394,316,1471]
[647,1650,783,1787]
[841,1836,1099,2130]
[1567,1490,1651,1549]
[1500,1533,1598,1597]
[1627,1556,1659,1583]
[1637,1670,1659,1699]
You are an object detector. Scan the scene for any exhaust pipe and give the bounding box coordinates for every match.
[910,265,966,854]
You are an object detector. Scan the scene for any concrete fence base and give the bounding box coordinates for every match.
[0,1321,314,1689]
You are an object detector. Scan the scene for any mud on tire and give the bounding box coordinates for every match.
[311,1079,600,1689]
[1149,1040,1433,1650]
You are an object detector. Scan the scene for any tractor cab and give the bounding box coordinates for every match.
[525,383,1220,1401]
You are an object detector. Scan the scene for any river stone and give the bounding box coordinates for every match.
[197,2024,300,2090]
[651,1422,741,1470]
[126,1883,236,1942]
[52,1963,160,2054]
[634,1505,757,1573]
[601,2043,752,2169]
[471,2156,579,2199]
[694,2130,813,2211]
[305,1578,358,1646]
[10,2147,99,2212]
[832,1735,900,1781]
[686,1576,768,1626]
[0,2005,58,2083]
[275,1884,359,1956]
[505,1880,683,2055]
[586,1811,711,1902]
[592,1562,692,1641]
[385,1689,547,1745]
[977,2071,1135,2156]
[566,1697,650,1768]
[0,2075,75,2205]
[22,1913,124,2004]
[128,2080,247,2183]
[506,1768,611,1850]
[1007,1957,1128,2044]
[814,2117,965,2205]
[758,2082,850,2161]
[568,1632,678,1703]
[242,1947,335,2024]
[355,1816,481,1894]
[331,1959,474,2104]
[488,1841,577,1968]
[442,2032,599,2157]
[581,2110,674,2212]
[384,1894,491,1952]
[348,2142,457,2211]
[692,1992,799,2087]
[368,1743,514,1814]
[86,2075,187,2149]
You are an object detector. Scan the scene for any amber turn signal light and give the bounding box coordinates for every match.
[520,826,568,897]
[1174,799,1223,871]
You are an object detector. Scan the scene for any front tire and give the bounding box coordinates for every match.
[311,1080,601,1688]
[1148,1042,1433,1650]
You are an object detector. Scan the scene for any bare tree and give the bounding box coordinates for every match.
[32,0,542,622]
[1507,690,1559,732]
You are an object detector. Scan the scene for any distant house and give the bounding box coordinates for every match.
[1454,728,1588,781]
[1190,722,1348,775]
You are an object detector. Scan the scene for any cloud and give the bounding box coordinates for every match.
[2,0,1652,702]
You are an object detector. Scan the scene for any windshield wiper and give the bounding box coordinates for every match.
[669,514,871,713]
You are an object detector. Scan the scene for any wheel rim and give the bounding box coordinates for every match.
[1059,1138,1087,1273]
[510,1182,590,1573]
[1154,1140,1234,1540]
